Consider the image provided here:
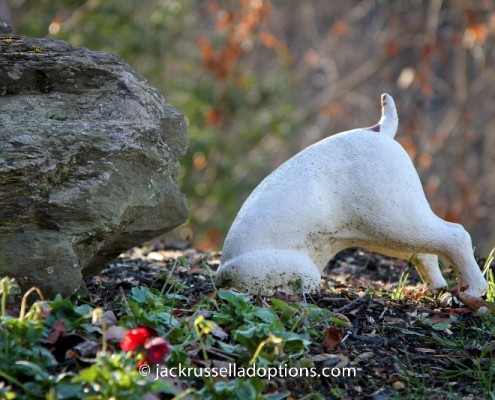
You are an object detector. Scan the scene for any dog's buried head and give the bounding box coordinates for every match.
[216,94,488,299]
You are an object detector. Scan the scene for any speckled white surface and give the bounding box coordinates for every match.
[217,94,488,297]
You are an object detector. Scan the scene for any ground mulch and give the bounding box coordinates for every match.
[84,245,488,399]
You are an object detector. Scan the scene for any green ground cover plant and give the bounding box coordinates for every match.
[0,248,494,400]
[0,272,334,399]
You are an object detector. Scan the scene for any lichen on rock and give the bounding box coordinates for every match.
[0,34,188,297]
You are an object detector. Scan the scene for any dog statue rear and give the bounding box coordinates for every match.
[216,94,488,298]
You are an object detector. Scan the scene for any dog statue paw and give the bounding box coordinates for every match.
[216,94,488,299]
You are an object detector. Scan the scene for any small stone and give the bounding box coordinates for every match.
[0,22,12,34]
[392,381,405,390]
[355,351,374,363]
[146,252,165,262]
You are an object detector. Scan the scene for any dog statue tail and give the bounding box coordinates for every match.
[369,93,398,139]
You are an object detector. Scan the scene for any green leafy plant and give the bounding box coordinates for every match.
[0,278,58,397]
[0,278,177,399]
[73,352,175,399]
[120,286,186,334]
[195,377,273,400]
[3,246,495,399]
[392,256,417,300]
[482,247,495,302]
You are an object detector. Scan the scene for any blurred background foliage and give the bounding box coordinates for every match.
[4,0,495,254]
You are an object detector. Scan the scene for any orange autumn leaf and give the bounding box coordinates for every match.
[259,31,290,62]
[259,31,281,49]
[198,0,274,79]
[205,108,221,126]
[197,38,214,64]
[398,136,418,159]
[321,104,344,118]
[332,21,349,37]
[216,10,234,31]
[465,24,488,44]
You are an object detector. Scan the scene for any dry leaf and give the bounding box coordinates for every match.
[106,325,128,343]
[74,340,100,358]
[383,317,405,325]
[428,313,452,324]
[309,354,335,362]
[272,292,302,303]
[210,324,228,340]
[325,326,344,350]
[335,355,350,369]
[449,287,488,311]
[355,351,374,363]
[102,310,118,326]
[414,347,436,353]
[44,320,67,345]
[448,307,472,315]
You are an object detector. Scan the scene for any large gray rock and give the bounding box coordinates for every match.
[0,34,188,297]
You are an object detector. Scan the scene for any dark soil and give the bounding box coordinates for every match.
[84,245,490,400]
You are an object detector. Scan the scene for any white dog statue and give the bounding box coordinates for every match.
[216,94,488,299]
